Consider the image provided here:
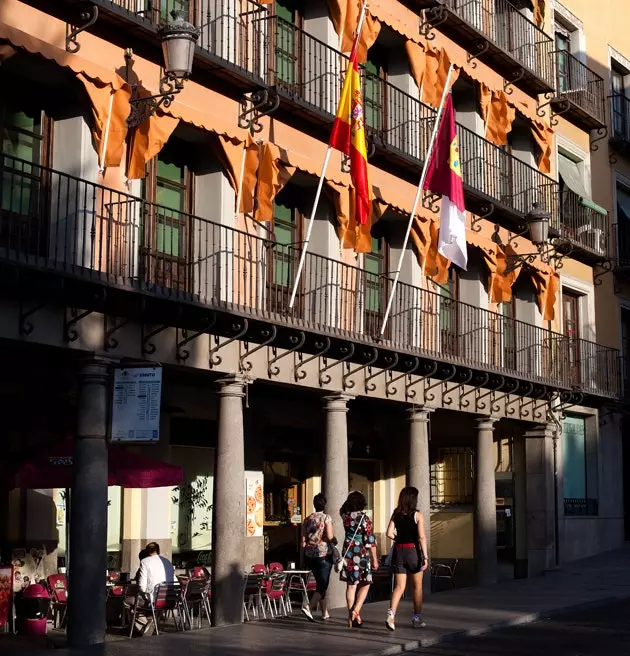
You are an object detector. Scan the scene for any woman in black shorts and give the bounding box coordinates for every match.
[385,486,428,631]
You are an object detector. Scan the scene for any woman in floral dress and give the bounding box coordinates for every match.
[339,491,378,627]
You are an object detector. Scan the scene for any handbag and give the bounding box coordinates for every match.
[334,513,366,574]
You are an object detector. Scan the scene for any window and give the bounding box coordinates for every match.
[363,236,386,335]
[563,414,598,516]
[616,183,630,263]
[0,91,51,254]
[498,299,517,369]
[555,29,571,93]
[274,0,301,86]
[562,289,581,386]
[436,268,458,357]
[363,47,387,132]
[611,63,628,139]
[142,140,192,290]
[150,0,192,24]
[430,447,474,506]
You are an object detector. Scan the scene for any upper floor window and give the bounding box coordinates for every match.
[555,28,571,93]
[611,62,629,139]
[615,182,630,263]
[274,0,302,86]
[363,46,388,132]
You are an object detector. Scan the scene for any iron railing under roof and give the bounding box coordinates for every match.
[0,153,620,398]
[556,190,608,259]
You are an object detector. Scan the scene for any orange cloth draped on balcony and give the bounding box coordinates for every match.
[327,182,372,253]
[478,84,516,146]
[422,48,460,108]
[405,41,426,90]
[531,120,554,175]
[78,74,131,170]
[531,0,546,27]
[237,142,295,223]
[531,268,558,321]
[212,135,259,211]
[126,109,179,180]
[326,0,381,62]
[409,218,449,284]
[487,244,522,304]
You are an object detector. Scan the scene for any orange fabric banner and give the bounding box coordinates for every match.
[531,269,558,321]
[126,111,179,180]
[78,74,131,169]
[531,120,554,174]
[422,48,460,107]
[479,85,516,146]
[489,244,522,304]
[532,0,546,27]
[405,41,425,90]
[326,0,381,62]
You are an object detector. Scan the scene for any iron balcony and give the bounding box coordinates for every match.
[0,152,620,399]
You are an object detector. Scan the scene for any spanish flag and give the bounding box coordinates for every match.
[423,95,468,270]
[329,39,370,226]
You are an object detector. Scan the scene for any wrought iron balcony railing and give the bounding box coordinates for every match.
[610,93,630,151]
[419,0,556,96]
[0,153,620,398]
[556,190,608,259]
[552,50,606,130]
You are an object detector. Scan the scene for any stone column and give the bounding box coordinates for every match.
[513,432,528,579]
[475,417,498,586]
[212,376,246,626]
[407,406,434,594]
[67,359,110,648]
[322,393,352,610]
[524,423,558,576]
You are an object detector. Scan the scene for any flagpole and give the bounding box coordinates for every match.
[378,63,456,337]
[288,0,369,310]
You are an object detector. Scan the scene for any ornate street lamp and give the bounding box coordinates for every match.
[126,10,200,128]
[492,202,572,273]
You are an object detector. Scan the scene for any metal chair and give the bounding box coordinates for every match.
[251,563,267,574]
[262,572,288,618]
[182,578,211,629]
[431,559,458,589]
[267,562,284,573]
[46,574,68,628]
[128,582,184,637]
[243,572,267,621]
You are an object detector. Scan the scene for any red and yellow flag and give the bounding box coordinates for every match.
[329,41,370,226]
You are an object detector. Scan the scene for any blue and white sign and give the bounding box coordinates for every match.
[111,366,162,443]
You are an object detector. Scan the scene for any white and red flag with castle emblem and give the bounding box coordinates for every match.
[422,95,468,270]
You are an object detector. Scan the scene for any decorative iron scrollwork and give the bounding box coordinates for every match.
[319,343,355,386]
[590,126,608,152]
[65,6,99,53]
[209,320,249,368]
[239,89,280,133]
[268,331,306,378]
[342,347,379,390]
[294,338,331,381]
[176,315,216,362]
[240,325,278,373]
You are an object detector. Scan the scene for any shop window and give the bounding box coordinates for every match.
[141,139,192,291]
[430,447,474,506]
[563,414,598,516]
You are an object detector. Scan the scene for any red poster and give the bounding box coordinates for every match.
[0,565,12,627]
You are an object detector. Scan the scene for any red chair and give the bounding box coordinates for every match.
[267,562,284,573]
[47,574,68,628]
[262,572,288,617]
[191,566,209,579]
[251,564,267,574]
[128,582,185,637]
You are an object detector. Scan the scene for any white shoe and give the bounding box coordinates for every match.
[386,609,395,631]
[301,606,315,622]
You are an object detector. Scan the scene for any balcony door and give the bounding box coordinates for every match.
[141,143,192,292]
[363,47,387,141]
[437,268,458,357]
[273,0,302,90]
[562,290,581,386]
[0,92,51,257]
[612,67,628,139]
[149,0,193,24]
[363,236,388,337]
[555,30,571,93]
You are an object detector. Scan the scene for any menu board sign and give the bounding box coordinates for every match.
[0,565,12,628]
[245,471,264,538]
[111,366,162,443]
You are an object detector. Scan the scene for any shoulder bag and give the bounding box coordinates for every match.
[334,513,366,574]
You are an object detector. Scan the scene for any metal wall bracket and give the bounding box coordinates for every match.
[504,67,525,95]
[467,39,490,68]
[66,6,98,53]
[268,330,306,378]
[470,204,494,232]
[386,357,419,397]
[419,4,447,40]
[294,338,331,381]
[594,259,613,286]
[475,375,506,412]
[342,347,378,391]
[504,381,533,416]
[240,326,278,373]
[176,315,216,362]
[65,308,95,343]
[365,353,398,393]
[104,316,131,351]
[320,343,355,386]
[209,320,249,368]
[424,363,457,403]
[558,389,585,413]
[19,301,47,336]
[590,126,608,152]
[239,89,280,133]
[443,369,473,407]
[490,380,520,414]
[459,372,490,409]
[422,190,441,214]
[406,361,439,401]
[142,324,171,356]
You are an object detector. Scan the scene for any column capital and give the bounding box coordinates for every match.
[322,393,354,412]
[407,405,435,423]
[77,356,113,384]
[524,422,557,439]
[475,416,500,431]
[216,374,246,398]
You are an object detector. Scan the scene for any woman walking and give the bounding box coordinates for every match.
[300,493,335,621]
[339,491,378,628]
[385,486,428,631]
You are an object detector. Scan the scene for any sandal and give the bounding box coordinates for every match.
[353,613,363,628]
[348,609,358,628]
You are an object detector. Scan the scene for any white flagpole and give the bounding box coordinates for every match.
[288,0,369,310]
[378,63,456,337]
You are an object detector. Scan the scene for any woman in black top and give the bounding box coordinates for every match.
[385,486,428,631]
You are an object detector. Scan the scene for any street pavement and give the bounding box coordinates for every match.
[3,545,630,656]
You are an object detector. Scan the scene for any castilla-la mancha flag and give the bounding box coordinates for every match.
[329,40,370,226]
[423,95,468,270]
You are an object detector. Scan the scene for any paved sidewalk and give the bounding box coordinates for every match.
[4,546,630,655]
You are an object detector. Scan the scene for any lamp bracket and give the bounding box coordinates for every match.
[127,74,183,128]
[239,89,280,133]
[66,6,99,54]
